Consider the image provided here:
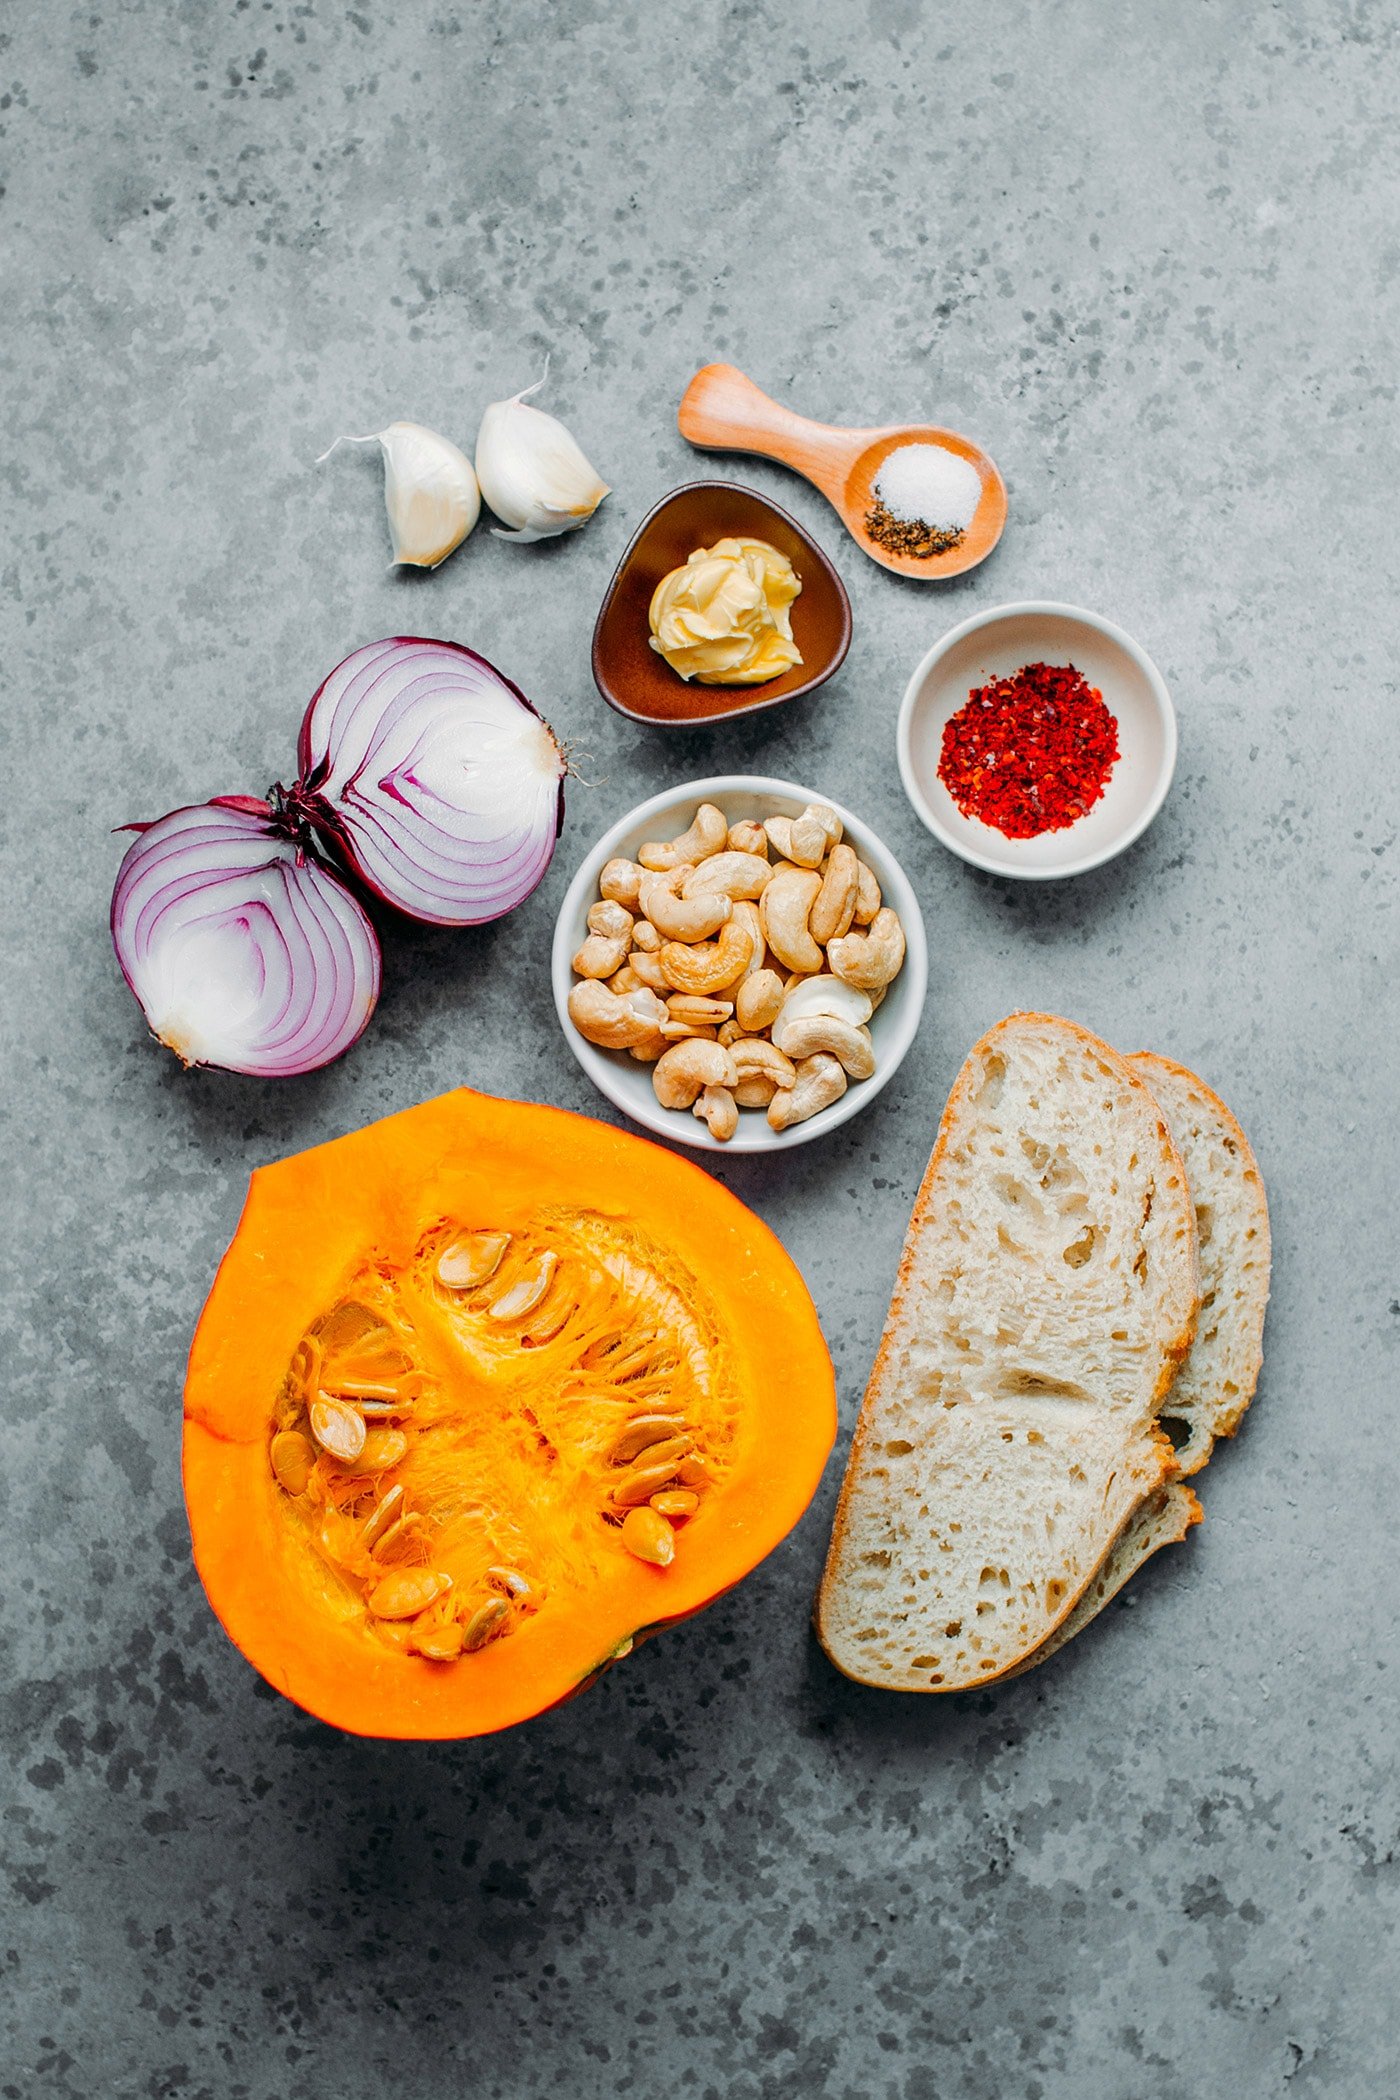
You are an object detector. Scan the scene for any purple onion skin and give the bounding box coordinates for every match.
[110,799,382,1079]
[293,636,567,928]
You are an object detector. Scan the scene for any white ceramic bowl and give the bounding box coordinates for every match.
[552,775,928,1154]
[897,601,1177,879]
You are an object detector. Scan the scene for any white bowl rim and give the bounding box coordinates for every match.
[896,598,1178,881]
[551,773,929,1154]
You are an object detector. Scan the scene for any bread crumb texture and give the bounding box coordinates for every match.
[817,1014,1200,1691]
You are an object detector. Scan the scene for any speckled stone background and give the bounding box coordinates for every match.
[4,1,1397,2094]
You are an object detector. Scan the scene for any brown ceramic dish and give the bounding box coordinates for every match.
[591,481,853,727]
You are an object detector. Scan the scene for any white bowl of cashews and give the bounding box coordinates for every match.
[551,775,928,1154]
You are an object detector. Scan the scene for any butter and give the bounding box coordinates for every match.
[648,537,803,685]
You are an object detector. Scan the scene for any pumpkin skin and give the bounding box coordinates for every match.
[183,1087,836,1739]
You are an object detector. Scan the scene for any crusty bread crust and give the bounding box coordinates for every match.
[816,1014,1201,1691]
[1129,1052,1271,1471]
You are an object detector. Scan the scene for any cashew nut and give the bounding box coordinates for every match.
[652,1039,739,1110]
[734,1073,779,1109]
[788,805,835,868]
[734,968,785,1034]
[759,867,823,974]
[767,1052,848,1130]
[568,980,668,1051]
[809,843,859,945]
[771,1013,875,1079]
[626,949,670,993]
[853,858,882,925]
[727,819,769,857]
[826,907,906,992]
[763,815,795,859]
[729,1037,797,1089]
[666,994,734,1026]
[628,1029,669,1062]
[631,919,661,953]
[730,900,765,978]
[773,973,873,1030]
[638,803,728,872]
[692,1084,739,1142]
[599,858,644,910]
[607,964,645,997]
[657,917,755,995]
[658,1017,720,1041]
[572,898,634,979]
[638,867,732,944]
[680,852,773,902]
[717,1018,745,1047]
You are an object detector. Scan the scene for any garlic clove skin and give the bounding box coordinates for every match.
[318,421,481,568]
[474,378,610,543]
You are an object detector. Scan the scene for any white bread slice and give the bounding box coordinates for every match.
[1006,1483,1201,1676]
[815,1013,1200,1692]
[1008,1054,1269,1674]
[1128,1054,1271,1474]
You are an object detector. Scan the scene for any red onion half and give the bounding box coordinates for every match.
[111,800,381,1077]
[294,637,567,926]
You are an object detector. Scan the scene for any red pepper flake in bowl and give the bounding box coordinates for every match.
[937,662,1121,840]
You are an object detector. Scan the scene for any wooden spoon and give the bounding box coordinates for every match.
[678,363,1006,581]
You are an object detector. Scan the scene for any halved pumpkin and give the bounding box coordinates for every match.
[183,1087,835,1739]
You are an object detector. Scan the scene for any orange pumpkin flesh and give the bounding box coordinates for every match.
[183,1087,836,1739]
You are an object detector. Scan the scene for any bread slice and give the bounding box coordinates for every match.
[1005,1482,1201,1676]
[1008,1054,1270,1674]
[816,1014,1200,1691]
[1127,1054,1271,1474]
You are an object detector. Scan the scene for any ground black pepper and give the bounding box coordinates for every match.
[864,499,966,559]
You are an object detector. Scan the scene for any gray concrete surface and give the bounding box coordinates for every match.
[4,2,1397,2095]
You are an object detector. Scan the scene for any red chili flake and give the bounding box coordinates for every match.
[937,661,1121,840]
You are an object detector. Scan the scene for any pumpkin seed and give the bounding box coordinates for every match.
[621,1506,675,1567]
[487,1565,532,1599]
[626,1434,690,1473]
[436,1231,511,1291]
[357,1483,405,1553]
[608,1413,687,1465]
[408,1611,465,1662]
[358,1429,408,1472]
[521,1305,572,1347]
[367,1567,452,1620]
[356,1397,416,1419]
[326,1378,403,1401]
[488,1251,558,1322]
[650,1490,700,1519]
[270,1429,315,1496]
[676,1455,712,1487]
[461,1597,511,1652]
[309,1396,367,1464]
[369,1511,430,1563]
[290,1334,323,1401]
[318,1515,361,1568]
[611,1458,684,1509]
[315,1301,389,1355]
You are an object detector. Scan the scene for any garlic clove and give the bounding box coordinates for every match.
[317,420,481,568]
[474,375,610,543]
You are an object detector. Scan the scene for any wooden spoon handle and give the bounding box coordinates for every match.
[678,364,863,498]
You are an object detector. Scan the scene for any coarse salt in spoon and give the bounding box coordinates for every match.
[678,363,1006,581]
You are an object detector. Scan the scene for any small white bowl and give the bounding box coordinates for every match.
[552,776,928,1154]
[897,601,1177,879]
